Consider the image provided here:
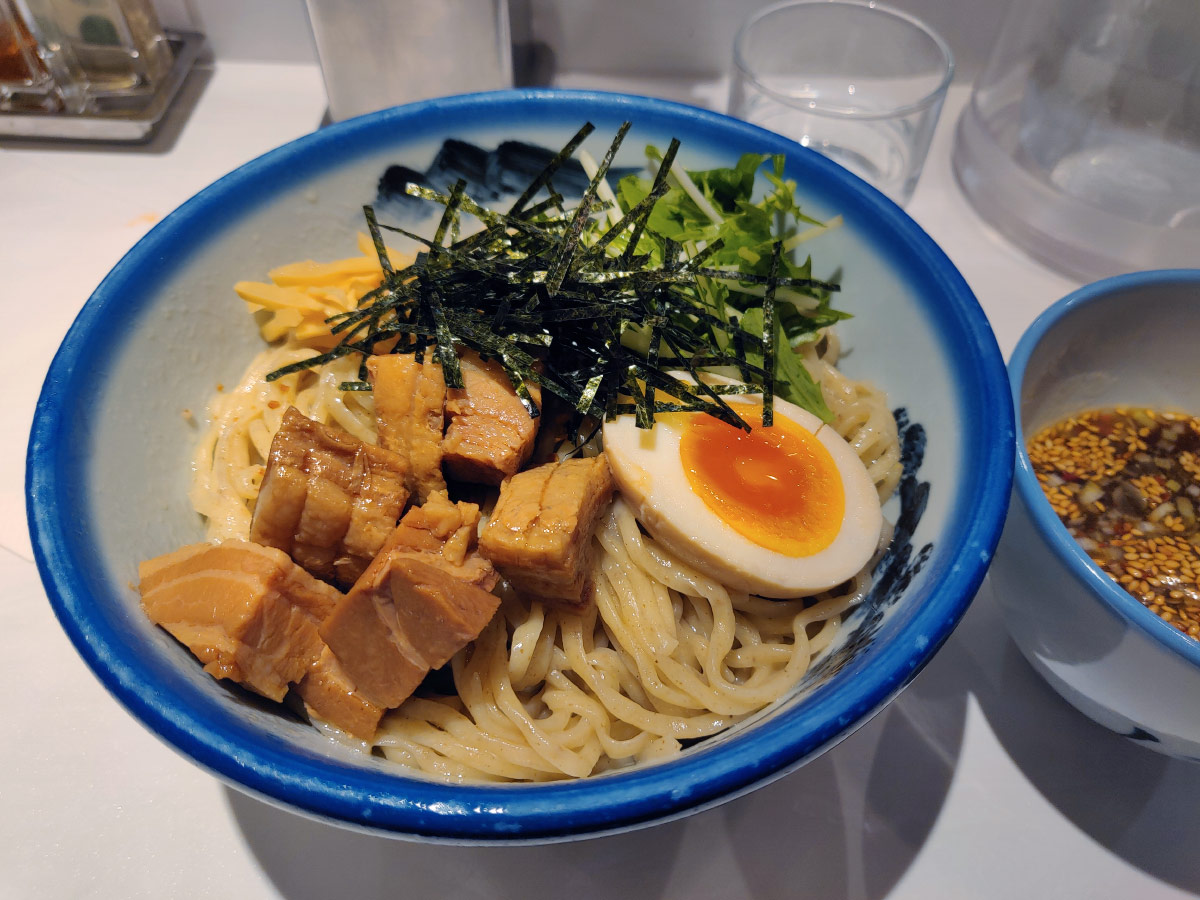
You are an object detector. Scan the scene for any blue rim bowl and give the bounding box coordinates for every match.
[1007,270,1200,672]
[26,89,1013,841]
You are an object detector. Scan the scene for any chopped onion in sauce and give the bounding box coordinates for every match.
[1028,407,1200,638]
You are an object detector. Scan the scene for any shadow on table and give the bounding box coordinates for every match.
[725,638,970,900]
[227,632,971,900]
[964,577,1200,894]
[224,576,1200,897]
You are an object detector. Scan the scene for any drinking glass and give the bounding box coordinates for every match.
[729,0,953,206]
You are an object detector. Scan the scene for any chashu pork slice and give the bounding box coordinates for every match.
[319,556,501,710]
[442,349,541,485]
[138,540,342,702]
[295,645,386,740]
[140,540,386,738]
[366,353,448,504]
[379,489,498,591]
[479,455,615,611]
[251,407,410,589]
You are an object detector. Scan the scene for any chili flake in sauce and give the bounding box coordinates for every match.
[1027,407,1200,638]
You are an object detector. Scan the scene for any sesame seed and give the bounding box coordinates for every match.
[1029,407,1200,637]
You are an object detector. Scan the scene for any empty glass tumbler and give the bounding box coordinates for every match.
[729,0,953,206]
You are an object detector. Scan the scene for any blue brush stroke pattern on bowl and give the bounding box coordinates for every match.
[27,89,1012,841]
[994,269,1200,760]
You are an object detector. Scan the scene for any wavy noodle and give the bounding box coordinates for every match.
[370,330,898,782]
[375,494,884,781]
[189,346,377,541]
[189,247,900,781]
[802,330,902,500]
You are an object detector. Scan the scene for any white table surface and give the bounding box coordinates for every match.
[5,62,1199,900]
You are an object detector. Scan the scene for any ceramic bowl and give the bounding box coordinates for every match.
[27,89,1012,841]
[993,270,1200,759]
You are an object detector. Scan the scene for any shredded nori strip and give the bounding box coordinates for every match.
[622,138,679,267]
[508,122,595,216]
[266,122,839,435]
[762,241,782,428]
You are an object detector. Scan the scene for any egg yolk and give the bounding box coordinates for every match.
[680,404,845,557]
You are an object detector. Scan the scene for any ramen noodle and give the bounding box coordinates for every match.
[181,236,902,781]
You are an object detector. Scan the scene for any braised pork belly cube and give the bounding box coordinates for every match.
[138,540,342,702]
[442,349,541,485]
[319,556,501,709]
[380,490,498,590]
[250,407,410,589]
[295,645,385,740]
[366,353,448,504]
[479,455,615,611]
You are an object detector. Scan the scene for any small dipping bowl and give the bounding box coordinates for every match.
[993,270,1200,759]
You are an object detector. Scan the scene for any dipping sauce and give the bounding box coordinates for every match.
[1028,407,1200,638]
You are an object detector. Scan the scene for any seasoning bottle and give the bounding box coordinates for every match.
[19,0,172,107]
[0,0,60,110]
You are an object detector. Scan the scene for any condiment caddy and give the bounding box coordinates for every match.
[0,0,202,141]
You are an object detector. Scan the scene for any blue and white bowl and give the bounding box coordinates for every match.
[994,270,1200,760]
[27,89,1012,841]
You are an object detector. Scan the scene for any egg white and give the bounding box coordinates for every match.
[602,380,883,598]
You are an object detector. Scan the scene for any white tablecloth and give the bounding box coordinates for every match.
[5,62,1198,899]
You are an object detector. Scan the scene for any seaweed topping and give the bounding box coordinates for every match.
[267,122,846,436]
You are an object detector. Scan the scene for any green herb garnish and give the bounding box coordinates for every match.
[267,123,845,435]
[616,149,846,420]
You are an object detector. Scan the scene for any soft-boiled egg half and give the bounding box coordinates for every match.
[602,378,883,598]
